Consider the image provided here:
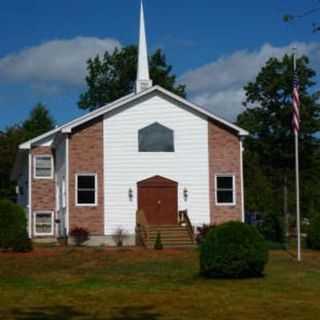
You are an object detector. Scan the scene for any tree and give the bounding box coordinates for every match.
[284,2,320,32]
[78,45,186,111]
[237,55,320,221]
[0,126,25,200]
[0,104,55,201]
[23,103,55,141]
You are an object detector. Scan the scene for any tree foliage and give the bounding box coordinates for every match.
[237,55,320,221]
[0,199,31,252]
[23,103,55,141]
[78,45,186,111]
[284,3,320,33]
[306,213,320,249]
[0,104,55,201]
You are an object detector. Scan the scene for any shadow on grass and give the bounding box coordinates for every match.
[110,306,161,320]
[8,306,88,320]
[8,305,162,320]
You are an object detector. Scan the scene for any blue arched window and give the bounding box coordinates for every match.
[138,122,174,152]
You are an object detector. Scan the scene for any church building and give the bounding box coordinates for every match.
[11,2,248,247]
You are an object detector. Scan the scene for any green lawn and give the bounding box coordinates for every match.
[0,247,319,320]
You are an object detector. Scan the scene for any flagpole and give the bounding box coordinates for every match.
[293,51,302,262]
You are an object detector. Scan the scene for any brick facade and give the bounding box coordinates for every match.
[31,146,56,237]
[69,117,104,235]
[208,120,243,224]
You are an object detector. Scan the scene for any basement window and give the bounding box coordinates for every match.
[33,211,54,236]
[76,174,97,206]
[34,155,53,179]
[215,175,235,205]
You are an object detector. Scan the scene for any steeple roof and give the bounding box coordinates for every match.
[136,1,152,93]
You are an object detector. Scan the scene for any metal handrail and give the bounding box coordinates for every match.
[178,210,195,243]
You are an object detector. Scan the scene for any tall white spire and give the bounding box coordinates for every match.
[136,0,152,93]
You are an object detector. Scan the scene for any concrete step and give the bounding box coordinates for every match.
[142,224,195,249]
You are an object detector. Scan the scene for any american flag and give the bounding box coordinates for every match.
[292,70,300,134]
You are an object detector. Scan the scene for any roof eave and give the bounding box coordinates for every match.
[17,85,249,148]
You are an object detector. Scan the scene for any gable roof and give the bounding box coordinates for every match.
[19,85,248,150]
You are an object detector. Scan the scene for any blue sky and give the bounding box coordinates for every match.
[0,0,318,129]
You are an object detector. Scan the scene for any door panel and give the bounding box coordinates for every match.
[138,176,178,225]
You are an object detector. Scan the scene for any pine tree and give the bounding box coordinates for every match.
[154,232,163,250]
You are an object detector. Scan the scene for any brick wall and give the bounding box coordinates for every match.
[208,120,243,224]
[69,117,104,235]
[31,146,56,237]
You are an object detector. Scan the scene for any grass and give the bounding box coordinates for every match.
[0,247,319,319]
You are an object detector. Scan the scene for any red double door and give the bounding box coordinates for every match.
[138,176,178,225]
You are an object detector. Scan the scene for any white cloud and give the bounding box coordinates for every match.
[181,42,320,121]
[0,37,121,88]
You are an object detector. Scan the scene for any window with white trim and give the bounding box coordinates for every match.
[76,174,97,206]
[34,155,53,179]
[33,212,54,236]
[216,175,235,205]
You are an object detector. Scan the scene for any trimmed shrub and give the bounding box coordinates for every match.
[0,199,30,251]
[70,227,89,246]
[257,213,285,243]
[306,213,320,250]
[154,232,163,250]
[12,229,33,252]
[196,224,215,245]
[200,221,269,278]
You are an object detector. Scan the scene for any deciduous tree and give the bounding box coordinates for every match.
[79,45,186,111]
[237,55,320,220]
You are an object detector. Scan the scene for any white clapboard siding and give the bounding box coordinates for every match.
[103,94,210,235]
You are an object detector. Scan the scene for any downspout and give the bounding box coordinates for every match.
[65,134,70,235]
[240,137,245,223]
[28,150,32,237]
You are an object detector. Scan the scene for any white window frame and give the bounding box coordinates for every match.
[33,211,54,236]
[215,174,236,206]
[75,173,98,207]
[33,155,54,179]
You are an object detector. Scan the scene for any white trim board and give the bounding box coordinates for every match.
[19,86,248,150]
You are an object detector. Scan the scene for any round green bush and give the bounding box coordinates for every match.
[0,199,29,251]
[200,221,269,278]
[306,214,320,250]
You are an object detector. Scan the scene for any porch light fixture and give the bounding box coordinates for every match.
[183,188,188,201]
[128,188,133,201]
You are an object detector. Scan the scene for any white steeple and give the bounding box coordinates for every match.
[136,0,152,93]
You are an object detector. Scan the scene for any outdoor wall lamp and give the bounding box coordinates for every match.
[128,188,133,201]
[183,188,188,201]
